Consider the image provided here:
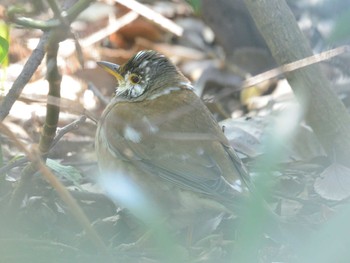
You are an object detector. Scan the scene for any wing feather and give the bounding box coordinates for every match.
[98,89,248,204]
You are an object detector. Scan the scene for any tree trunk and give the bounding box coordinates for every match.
[244,0,350,166]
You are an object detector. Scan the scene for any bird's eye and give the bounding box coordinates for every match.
[129,74,141,84]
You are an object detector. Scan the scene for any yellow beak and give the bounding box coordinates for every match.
[97,61,124,84]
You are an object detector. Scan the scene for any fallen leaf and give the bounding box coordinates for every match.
[314,162,350,201]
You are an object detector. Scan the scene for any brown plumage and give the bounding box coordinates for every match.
[96,50,250,234]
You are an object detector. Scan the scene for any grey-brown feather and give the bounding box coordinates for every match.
[96,89,248,210]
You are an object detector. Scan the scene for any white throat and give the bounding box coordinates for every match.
[147,83,193,100]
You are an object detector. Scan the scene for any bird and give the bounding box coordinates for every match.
[95,50,251,239]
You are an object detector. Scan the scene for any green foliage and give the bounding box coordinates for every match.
[298,202,350,263]
[45,159,83,190]
[328,9,350,43]
[186,0,201,15]
[0,22,9,66]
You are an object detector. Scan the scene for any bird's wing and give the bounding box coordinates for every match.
[103,128,243,202]
[99,92,248,202]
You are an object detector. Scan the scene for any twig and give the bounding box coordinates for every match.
[113,0,183,36]
[209,45,350,102]
[56,11,139,59]
[242,45,350,88]
[47,0,70,26]
[0,32,49,121]
[38,32,61,157]
[1,0,96,122]
[51,115,87,148]
[0,122,108,253]
[6,0,95,30]
[0,156,27,175]
[80,11,139,48]
[11,33,81,210]
[0,116,87,175]
[47,0,85,68]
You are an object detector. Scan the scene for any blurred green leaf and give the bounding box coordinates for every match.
[0,36,9,65]
[46,159,83,190]
[0,22,9,66]
[186,0,201,15]
[298,202,350,263]
[328,9,350,43]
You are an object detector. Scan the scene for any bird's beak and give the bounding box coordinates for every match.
[97,61,124,84]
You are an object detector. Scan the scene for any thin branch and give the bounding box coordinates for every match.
[195,46,349,102]
[0,32,49,121]
[6,0,95,30]
[0,116,87,176]
[113,0,183,36]
[0,156,27,175]
[38,33,61,157]
[51,115,87,148]
[1,0,95,121]
[0,122,108,253]
[244,0,350,165]
[80,11,139,48]
[242,45,350,88]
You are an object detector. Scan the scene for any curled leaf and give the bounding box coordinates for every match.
[314,163,350,201]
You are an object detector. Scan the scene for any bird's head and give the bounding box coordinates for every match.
[97,50,191,101]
